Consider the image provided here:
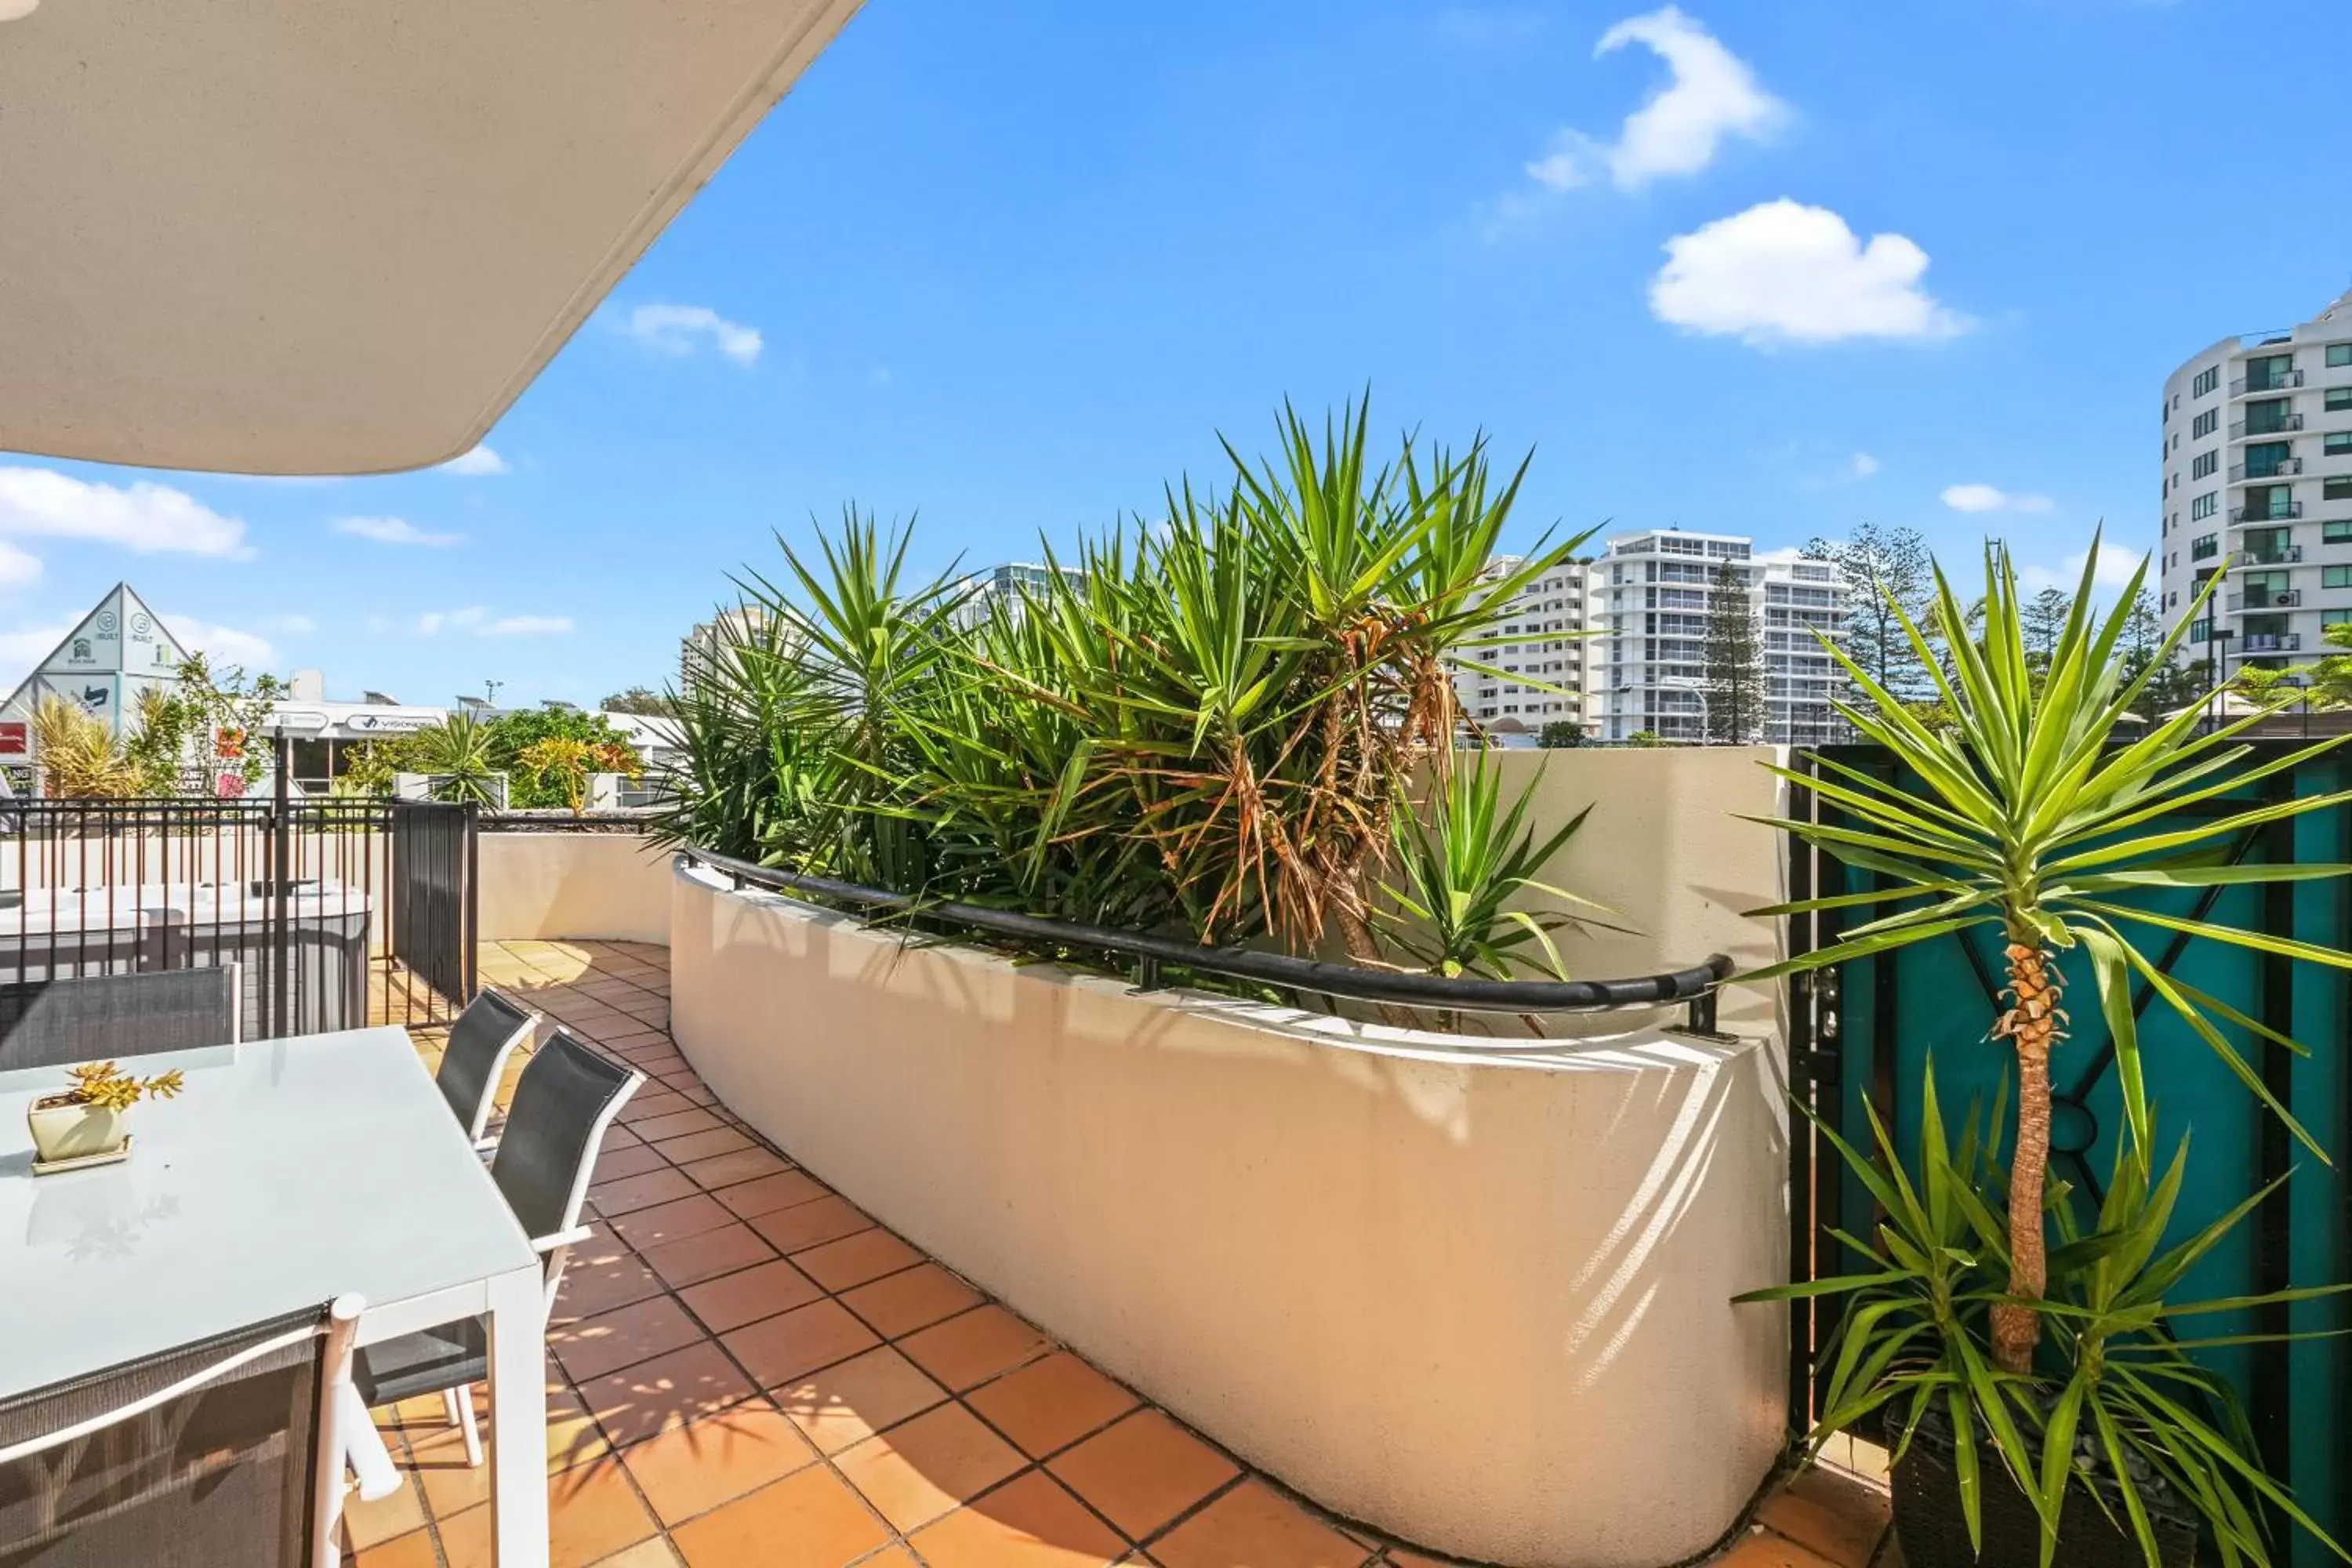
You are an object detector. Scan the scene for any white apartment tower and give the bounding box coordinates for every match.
[1450,557,1599,736]
[2158,289,2352,677]
[1596,530,1847,744]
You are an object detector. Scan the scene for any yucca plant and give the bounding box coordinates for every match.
[652,398,1603,992]
[1375,753,1615,992]
[32,694,141,798]
[1740,1066,2349,1567]
[403,710,503,807]
[1747,536,2352,1376]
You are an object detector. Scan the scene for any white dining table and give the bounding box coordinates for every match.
[0,1025,549,1566]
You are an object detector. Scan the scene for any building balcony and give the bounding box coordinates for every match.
[2241,633,2303,654]
[2233,369,2305,397]
[2228,590,2301,612]
[2230,459,2303,481]
[2231,414,2304,439]
[2230,503,2303,523]
[2232,546,2303,566]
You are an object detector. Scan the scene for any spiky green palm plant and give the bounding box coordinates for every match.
[1376,753,1613,985]
[1748,538,2352,1374]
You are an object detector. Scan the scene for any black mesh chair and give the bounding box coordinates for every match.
[0,1294,362,1568]
[0,966,240,1072]
[433,989,540,1145]
[354,1031,641,1467]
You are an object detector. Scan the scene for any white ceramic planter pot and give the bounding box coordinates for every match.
[27,1097,128,1164]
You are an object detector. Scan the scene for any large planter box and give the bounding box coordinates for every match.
[670,858,1787,1568]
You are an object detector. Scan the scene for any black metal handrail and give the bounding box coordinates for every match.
[677,844,1733,1030]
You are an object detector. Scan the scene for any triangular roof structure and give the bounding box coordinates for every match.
[0,583,192,764]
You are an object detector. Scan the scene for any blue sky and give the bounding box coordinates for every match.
[3,0,2348,706]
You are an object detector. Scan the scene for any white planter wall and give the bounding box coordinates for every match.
[477,833,671,944]
[670,858,1788,1568]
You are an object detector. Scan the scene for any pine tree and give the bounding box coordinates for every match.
[2117,588,2205,722]
[1703,559,1765,743]
[2022,587,2073,668]
[1803,522,1936,713]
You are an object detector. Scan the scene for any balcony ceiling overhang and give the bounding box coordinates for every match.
[0,0,861,475]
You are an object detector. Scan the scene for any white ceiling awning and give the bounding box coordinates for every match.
[0,0,862,476]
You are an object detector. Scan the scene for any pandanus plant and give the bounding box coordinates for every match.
[1750,537,2352,1374]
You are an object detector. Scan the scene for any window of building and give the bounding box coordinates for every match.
[2192,366,2220,397]
[2191,492,2218,521]
[2191,451,2218,480]
[2326,566,2352,590]
[2328,432,2352,456]
[2331,343,2352,368]
[2192,409,2218,438]
[2328,477,2352,502]
[2190,619,2211,643]
[2190,534,2218,561]
[2327,521,2352,543]
[2328,387,2352,412]
[2329,611,2352,627]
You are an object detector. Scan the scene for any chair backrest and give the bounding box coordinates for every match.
[488,1029,642,1247]
[0,1294,358,1568]
[432,989,539,1142]
[0,966,240,1072]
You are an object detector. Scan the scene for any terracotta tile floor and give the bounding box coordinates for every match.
[352,939,1896,1568]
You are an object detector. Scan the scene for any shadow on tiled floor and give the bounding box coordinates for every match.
[351,939,1893,1568]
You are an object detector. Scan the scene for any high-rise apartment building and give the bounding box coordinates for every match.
[1595,530,1847,744]
[1449,557,1600,736]
[952,561,1087,626]
[2158,289,2352,678]
[680,603,775,695]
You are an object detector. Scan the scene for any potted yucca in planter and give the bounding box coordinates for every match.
[1743,539,2352,1566]
[27,1060,184,1170]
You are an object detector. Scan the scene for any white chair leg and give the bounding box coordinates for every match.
[455,1384,483,1469]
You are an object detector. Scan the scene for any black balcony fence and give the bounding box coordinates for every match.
[0,795,476,1040]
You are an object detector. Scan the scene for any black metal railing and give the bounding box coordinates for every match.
[0,794,476,1039]
[676,844,1733,1030]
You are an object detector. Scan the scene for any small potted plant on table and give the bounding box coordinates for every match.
[27,1060,184,1172]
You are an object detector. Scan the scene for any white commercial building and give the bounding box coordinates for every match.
[2158,289,2352,679]
[1450,557,1600,738]
[1595,530,1847,745]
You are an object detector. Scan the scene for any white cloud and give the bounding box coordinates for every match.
[485,615,573,637]
[164,615,273,670]
[2024,544,2144,595]
[0,466,251,557]
[1501,6,1784,208]
[1943,483,2053,515]
[262,613,317,635]
[1851,452,1880,477]
[332,516,463,548]
[620,304,763,366]
[439,445,509,477]
[1592,7,1789,189]
[0,619,73,678]
[1650,199,1970,347]
[415,607,571,638]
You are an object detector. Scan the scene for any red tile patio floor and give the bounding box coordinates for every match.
[351,939,1896,1568]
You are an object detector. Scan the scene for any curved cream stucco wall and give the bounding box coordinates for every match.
[670,859,1788,1568]
[478,833,672,944]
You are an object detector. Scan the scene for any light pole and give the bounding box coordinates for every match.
[2205,626,2235,735]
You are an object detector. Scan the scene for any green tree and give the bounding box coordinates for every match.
[600,686,675,717]
[2118,587,2205,723]
[485,707,640,808]
[1537,720,1584,749]
[1702,559,1763,743]
[2021,585,2072,668]
[1805,522,1936,713]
